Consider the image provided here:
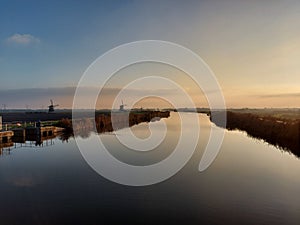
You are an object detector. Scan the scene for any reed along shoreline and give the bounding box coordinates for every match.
[71,110,170,136]
[211,111,300,157]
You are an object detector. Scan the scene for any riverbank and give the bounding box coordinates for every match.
[95,110,170,133]
[211,111,300,157]
[1,111,74,123]
[0,110,170,142]
[0,110,170,123]
[0,110,170,150]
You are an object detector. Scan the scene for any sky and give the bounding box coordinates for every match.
[0,0,300,109]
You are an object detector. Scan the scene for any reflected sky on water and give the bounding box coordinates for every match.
[0,112,299,225]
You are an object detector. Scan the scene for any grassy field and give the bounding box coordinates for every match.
[229,108,300,120]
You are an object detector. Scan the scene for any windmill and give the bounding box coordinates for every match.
[48,99,59,113]
[119,100,127,111]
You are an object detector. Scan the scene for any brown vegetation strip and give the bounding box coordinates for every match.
[212,111,300,157]
[55,111,170,138]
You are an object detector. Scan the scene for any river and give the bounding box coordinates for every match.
[0,112,299,225]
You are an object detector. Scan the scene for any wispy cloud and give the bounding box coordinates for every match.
[6,33,40,46]
[256,92,300,98]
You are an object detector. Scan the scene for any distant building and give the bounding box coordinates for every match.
[0,116,2,131]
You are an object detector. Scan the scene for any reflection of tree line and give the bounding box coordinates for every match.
[0,111,171,155]
[96,111,170,133]
[212,111,300,157]
[57,111,171,139]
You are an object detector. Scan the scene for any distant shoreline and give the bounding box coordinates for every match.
[0,109,166,123]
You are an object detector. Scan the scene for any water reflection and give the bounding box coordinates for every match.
[0,112,170,156]
[0,113,300,225]
[1,111,299,162]
[212,111,300,158]
[0,142,13,156]
[72,111,170,138]
[0,129,58,156]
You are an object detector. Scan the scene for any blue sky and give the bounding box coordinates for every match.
[0,0,135,88]
[0,0,300,108]
[1,0,204,89]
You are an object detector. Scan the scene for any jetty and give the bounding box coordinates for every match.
[0,125,63,152]
[0,130,14,144]
[0,115,14,147]
[12,126,62,143]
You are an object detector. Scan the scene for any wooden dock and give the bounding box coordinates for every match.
[0,124,64,151]
[5,126,62,145]
[0,131,14,144]
[0,131,14,152]
[25,126,57,136]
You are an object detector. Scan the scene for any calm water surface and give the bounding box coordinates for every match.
[0,112,299,225]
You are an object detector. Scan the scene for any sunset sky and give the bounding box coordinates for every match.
[0,0,299,109]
